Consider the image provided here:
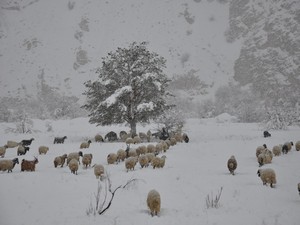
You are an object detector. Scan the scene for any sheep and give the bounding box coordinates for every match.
[119,131,128,141]
[117,149,126,162]
[0,158,19,172]
[147,189,161,216]
[82,153,93,168]
[151,155,166,169]
[272,145,281,156]
[93,164,105,180]
[173,133,182,142]
[139,132,148,142]
[146,130,152,142]
[6,140,20,148]
[263,131,271,138]
[67,151,83,165]
[0,145,8,158]
[68,158,79,175]
[95,134,104,142]
[127,149,137,158]
[21,157,38,172]
[282,141,293,154]
[107,153,118,164]
[227,155,237,175]
[298,183,300,195]
[257,168,276,188]
[125,156,138,172]
[155,143,163,154]
[182,133,189,143]
[80,140,92,149]
[139,155,149,168]
[105,131,118,142]
[145,153,155,163]
[296,141,300,151]
[160,141,169,152]
[125,137,134,145]
[54,154,68,168]
[17,145,30,156]
[133,136,141,144]
[21,138,34,146]
[53,136,67,144]
[170,137,177,146]
[136,145,147,156]
[256,144,267,158]
[147,144,155,153]
[38,146,49,155]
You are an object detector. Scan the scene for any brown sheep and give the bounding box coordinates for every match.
[21,157,38,172]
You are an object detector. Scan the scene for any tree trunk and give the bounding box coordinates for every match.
[130,120,137,137]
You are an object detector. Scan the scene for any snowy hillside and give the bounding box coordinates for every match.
[1,117,300,225]
[0,0,240,101]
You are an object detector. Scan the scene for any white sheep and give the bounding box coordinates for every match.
[257,168,277,188]
[147,144,155,153]
[145,153,155,163]
[82,153,93,168]
[173,133,183,142]
[0,145,8,158]
[136,145,147,156]
[17,145,30,156]
[151,155,166,169]
[68,158,79,175]
[93,164,105,180]
[170,137,177,146]
[6,140,20,148]
[295,141,300,151]
[159,140,169,152]
[133,136,141,144]
[139,155,149,168]
[227,155,237,175]
[256,144,267,158]
[125,137,134,145]
[125,156,138,172]
[147,189,161,216]
[282,141,293,154]
[128,149,137,158]
[107,153,118,164]
[155,143,163,154]
[117,149,126,162]
[272,145,281,156]
[95,134,104,142]
[54,154,68,168]
[0,158,19,173]
[38,146,49,155]
[80,140,92,149]
[67,151,83,165]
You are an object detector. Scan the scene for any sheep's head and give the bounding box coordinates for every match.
[79,151,83,157]
[257,169,261,177]
[263,144,267,148]
[63,136,67,139]
[88,140,92,143]
[13,158,19,164]
[34,157,39,164]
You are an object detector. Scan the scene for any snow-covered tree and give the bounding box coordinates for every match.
[82,42,172,135]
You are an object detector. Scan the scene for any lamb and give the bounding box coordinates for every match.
[296,141,300,151]
[139,155,149,168]
[272,145,281,156]
[93,164,105,180]
[227,155,237,175]
[282,141,293,154]
[95,134,104,142]
[105,131,118,142]
[21,138,34,146]
[17,145,30,156]
[21,157,38,172]
[54,154,68,168]
[147,189,161,216]
[80,140,92,149]
[117,149,126,162]
[151,155,166,169]
[125,156,138,172]
[257,168,276,188]
[67,151,83,165]
[6,140,20,148]
[38,146,49,155]
[263,130,271,138]
[0,158,19,172]
[256,144,267,158]
[68,158,79,175]
[82,153,93,168]
[107,153,118,164]
[0,145,8,158]
[53,136,67,144]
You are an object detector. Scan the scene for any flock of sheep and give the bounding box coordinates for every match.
[227,131,300,195]
[0,129,189,216]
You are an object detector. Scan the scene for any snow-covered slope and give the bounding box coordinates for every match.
[0,117,300,225]
[0,0,240,101]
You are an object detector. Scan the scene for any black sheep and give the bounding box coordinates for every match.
[53,136,67,144]
[263,131,271,138]
[105,131,118,142]
[21,138,34,146]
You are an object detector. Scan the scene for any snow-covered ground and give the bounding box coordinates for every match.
[1,116,299,225]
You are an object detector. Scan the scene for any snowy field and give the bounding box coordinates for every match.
[0,116,300,225]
